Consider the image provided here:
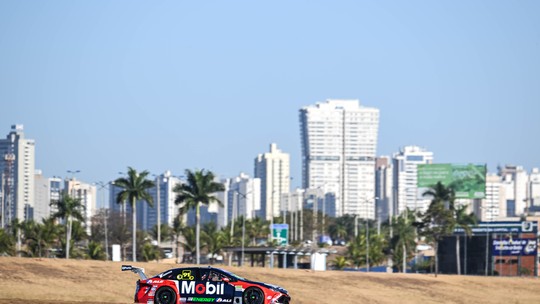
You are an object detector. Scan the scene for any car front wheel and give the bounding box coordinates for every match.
[155,286,177,304]
[243,287,264,304]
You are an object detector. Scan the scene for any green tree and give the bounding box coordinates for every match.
[172,215,186,263]
[245,217,268,246]
[331,256,350,270]
[0,228,15,256]
[174,169,225,264]
[391,210,417,273]
[181,226,198,262]
[202,222,226,264]
[151,223,174,244]
[87,240,106,260]
[141,242,161,262]
[50,193,85,259]
[453,205,478,275]
[421,182,456,277]
[114,167,155,262]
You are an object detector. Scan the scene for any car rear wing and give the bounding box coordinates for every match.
[121,265,148,280]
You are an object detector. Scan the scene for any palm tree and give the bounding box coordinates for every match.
[0,228,15,256]
[174,169,225,264]
[87,241,106,260]
[50,193,85,259]
[331,256,350,270]
[421,182,456,277]
[391,210,416,273]
[172,215,186,263]
[202,222,226,264]
[453,205,477,275]
[114,167,155,262]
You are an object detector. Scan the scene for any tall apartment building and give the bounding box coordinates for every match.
[65,178,96,235]
[392,146,433,214]
[375,156,393,222]
[478,173,505,221]
[217,173,261,229]
[110,171,182,231]
[33,171,62,222]
[499,165,528,217]
[299,99,379,218]
[527,168,540,209]
[254,143,291,221]
[0,125,35,227]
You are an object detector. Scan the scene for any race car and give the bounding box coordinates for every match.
[122,265,291,304]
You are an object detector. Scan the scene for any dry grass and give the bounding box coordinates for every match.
[0,257,538,304]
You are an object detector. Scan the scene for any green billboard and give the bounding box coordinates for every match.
[417,163,486,199]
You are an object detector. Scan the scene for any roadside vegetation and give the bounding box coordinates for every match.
[0,168,477,275]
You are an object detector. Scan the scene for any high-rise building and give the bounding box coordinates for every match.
[528,168,540,209]
[499,165,528,217]
[33,171,62,222]
[375,156,393,222]
[0,125,35,227]
[217,173,261,229]
[478,173,505,221]
[254,143,290,221]
[392,146,433,214]
[65,178,96,235]
[299,99,380,218]
[110,171,182,231]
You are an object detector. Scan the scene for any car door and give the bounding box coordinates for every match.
[178,269,235,303]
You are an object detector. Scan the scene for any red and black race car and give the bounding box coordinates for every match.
[122,265,291,304]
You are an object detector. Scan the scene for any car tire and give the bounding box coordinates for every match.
[243,287,264,304]
[155,286,177,304]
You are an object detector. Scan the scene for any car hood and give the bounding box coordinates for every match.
[246,280,288,295]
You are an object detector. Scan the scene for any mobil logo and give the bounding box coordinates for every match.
[181,281,225,295]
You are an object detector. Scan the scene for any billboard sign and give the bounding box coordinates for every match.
[492,238,538,256]
[417,163,486,199]
[271,224,289,246]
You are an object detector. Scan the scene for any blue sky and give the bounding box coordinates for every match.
[1,1,539,191]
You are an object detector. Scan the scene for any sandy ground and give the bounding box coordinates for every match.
[0,257,539,304]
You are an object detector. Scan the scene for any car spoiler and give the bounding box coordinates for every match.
[121,265,148,280]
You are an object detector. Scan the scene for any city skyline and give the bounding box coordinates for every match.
[1,1,539,189]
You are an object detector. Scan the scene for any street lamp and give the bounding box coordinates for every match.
[153,174,168,248]
[235,190,250,267]
[95,181,111,261]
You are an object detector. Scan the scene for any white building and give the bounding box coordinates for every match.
[392,146,433,214]
[499,165,528,217]
[0,125,35,227]
[65,178,96,235]
[254,143,290,221]
[217,173,261,229]
[33,171,63,222]
[300,99,380,218]
[478,173,505,221]
[527,168,540,209]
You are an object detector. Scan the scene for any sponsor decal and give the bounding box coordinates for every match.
[188,297,215,303]
[180,297,187,303]
[181,281,225,295]
[121,265,133,271]
[177,270,195,280]
[216,298,232,303]
[147,301,154,304]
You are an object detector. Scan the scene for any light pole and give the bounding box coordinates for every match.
[480,205,494,276]
[95,181,111,261]
[363,196,378,272]
[235,190,250,267]
[153,174,168,248]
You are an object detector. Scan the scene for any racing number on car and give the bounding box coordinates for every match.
[177,270,195,280]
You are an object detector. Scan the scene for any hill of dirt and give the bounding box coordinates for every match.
[0,257,539,304]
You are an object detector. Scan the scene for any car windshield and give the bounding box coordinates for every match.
[219,269,246,281]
